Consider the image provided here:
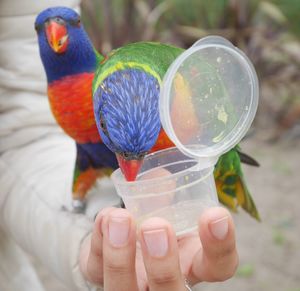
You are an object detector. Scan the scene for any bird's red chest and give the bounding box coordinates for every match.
[48,73,101,143]
[151,129,174,153]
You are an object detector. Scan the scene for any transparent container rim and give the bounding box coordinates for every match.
[159,42,259,160]
[117,169,214,199]
[111,147,215,187]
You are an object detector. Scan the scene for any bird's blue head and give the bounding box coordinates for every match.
[35,7,97,82]
[93,68,161,181]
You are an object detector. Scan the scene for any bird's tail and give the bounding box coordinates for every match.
[237,150,260,167]
[216,173,261,221]
[214,147,261,222]
[236,176,261,221]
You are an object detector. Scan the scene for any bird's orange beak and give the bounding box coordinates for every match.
[45,20,69,53]
[116,154,143,182]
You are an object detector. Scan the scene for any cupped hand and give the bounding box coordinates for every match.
[80,207,238,291]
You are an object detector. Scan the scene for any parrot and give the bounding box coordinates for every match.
[35,7,260,220]
[35,7,118,211]
[92,42,260,221]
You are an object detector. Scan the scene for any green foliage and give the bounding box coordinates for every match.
[271,0,300,37]
[236,263,255,278]
[272,227,286,246]
[81,0,300,136]
[162,0,229,28]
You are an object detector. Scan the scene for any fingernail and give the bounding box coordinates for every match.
[143,229,168,257]
[108,217,130,247]
[209,216,229,240]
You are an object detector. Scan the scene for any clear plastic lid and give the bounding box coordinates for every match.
[160,36,259,164]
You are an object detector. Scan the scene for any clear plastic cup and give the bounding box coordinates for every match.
[111,147,219,236]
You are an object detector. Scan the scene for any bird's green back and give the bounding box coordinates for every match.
[93,42,183,95]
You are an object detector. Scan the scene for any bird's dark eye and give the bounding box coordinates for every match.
[100,120,105,130]
[137,152,146,159]
[99,111,108,136]
[47,17,66,26]
[34,23,42,32]
[55,17,64,24]
[69,17,81,27]
[123,152,130,158]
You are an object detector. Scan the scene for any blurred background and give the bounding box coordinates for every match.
[81,0,300,142]
[81,1,300,291]
[41,0,300,290]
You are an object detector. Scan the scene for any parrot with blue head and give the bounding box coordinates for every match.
[92,42,260,220]
[35,7,118,211]
[35,7,260,220]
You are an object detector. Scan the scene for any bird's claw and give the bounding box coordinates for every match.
[71,199,86,213]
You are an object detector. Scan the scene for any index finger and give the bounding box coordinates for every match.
[139,217,186,291]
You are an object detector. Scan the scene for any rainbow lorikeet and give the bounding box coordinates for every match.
[92,42,260,220]
[35,7,118,211]
[35,7,260,220]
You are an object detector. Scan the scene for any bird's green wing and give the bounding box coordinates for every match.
[93,42,184,94]
[214,147,261,221]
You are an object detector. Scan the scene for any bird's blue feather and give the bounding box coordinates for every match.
[94,69,161,155]
[76,143,118,171]
[35,7,96,82]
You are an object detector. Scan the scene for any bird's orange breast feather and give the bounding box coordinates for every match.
[48,73,101,144]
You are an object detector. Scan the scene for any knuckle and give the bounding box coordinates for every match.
[86,264,103,285]
[216,267,235,281]
[209,250,239,282]
[149,271,179,286]
[90,232,103,258]
[214,243,236,261]
[91,243,103,259]
[104,259,132,276]
[214,268,235,282]
[206,268,229,282]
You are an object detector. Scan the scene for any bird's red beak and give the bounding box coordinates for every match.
[116,154,143,182]
[45,20,69,53]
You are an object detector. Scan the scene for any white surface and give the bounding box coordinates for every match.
[0,1,117,290]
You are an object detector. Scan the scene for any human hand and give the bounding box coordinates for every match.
[79,207,238,290]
